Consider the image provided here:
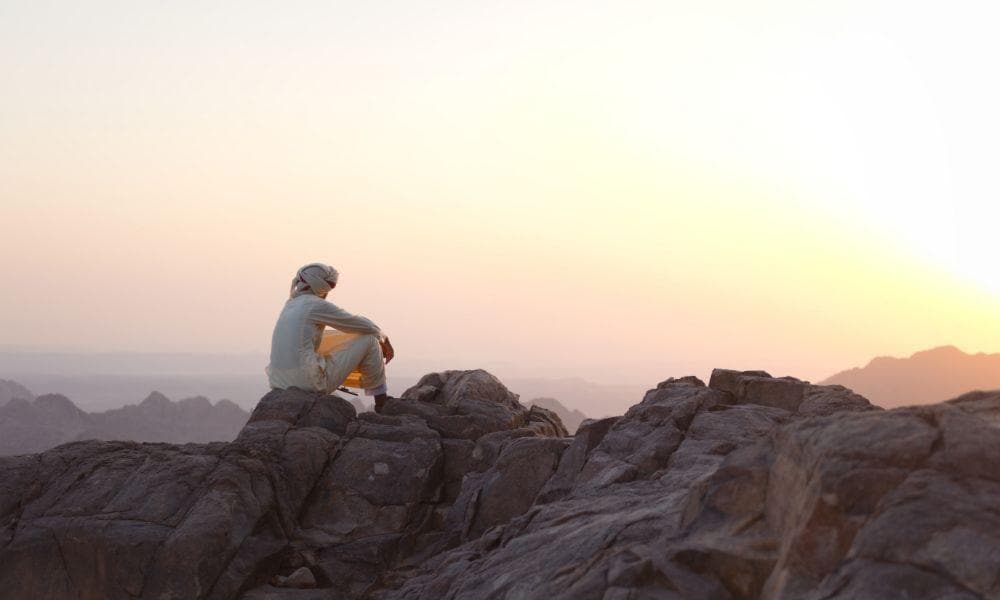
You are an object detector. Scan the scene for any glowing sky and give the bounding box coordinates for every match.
[1,1,998,384]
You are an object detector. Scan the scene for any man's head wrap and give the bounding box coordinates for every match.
[290,263,339,298]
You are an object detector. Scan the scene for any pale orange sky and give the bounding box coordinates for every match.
[1,1,998,385]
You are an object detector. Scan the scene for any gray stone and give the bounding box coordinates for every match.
[444,436,569,543]
[798,384,880,417]
[736,376,806,412]
[386,370,532,440]
[282,566,316,589]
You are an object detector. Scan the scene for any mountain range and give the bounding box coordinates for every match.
[821,345,1000,407]
[0,388,250,456]
[502,376,647,418]
[0,378,34,405]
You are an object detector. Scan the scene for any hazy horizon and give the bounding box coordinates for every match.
[5,344,997,416]
[5,342,983,388]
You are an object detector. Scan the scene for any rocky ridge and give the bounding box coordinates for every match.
[0,368,998,599]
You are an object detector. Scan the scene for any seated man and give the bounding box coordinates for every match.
[266,262,394,411]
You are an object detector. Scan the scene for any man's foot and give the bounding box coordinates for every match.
[374,393,388,414]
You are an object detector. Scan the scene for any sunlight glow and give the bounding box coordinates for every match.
[1,0,998,382]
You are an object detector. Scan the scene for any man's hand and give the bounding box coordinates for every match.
[380,337,395,364]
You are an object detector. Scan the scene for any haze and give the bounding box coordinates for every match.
[2,1,998,387]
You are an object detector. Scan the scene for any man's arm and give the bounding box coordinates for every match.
[311,301,385,340]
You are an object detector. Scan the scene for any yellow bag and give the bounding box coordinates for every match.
[317,330,364,388]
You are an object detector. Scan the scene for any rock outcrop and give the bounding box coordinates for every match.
[527,397,588,434]
[0,369,567,599]
[1,368,998,599]
[382,371,1000,599]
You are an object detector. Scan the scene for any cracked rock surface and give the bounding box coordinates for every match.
[1,368,998,599]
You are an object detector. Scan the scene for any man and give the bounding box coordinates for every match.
[266,262,395,411]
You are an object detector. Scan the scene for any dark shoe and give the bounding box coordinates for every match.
[374,394,388,414]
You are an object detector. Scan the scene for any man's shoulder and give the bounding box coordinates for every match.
[284,294,329,312]
[301,295,342,311]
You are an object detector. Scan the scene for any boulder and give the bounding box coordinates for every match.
[283,566,317,589]
[443,436,570,543]
[244,387,355,434]
[526,397,588,435]
[536,416,619,503]
[0,388,344,599]
[710,369,807,412]
[524,404,570,437]
[797,383,879,417]
[385,370,529,440]
[297,413,443,546]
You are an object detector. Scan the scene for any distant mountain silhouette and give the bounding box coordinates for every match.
[0,385,250,456]
[0,393,91,455]
[504,377,647,418]
[79,391,250,445]
[821,346,1000,407]
[527,397,589,434]
[0,379,34,406]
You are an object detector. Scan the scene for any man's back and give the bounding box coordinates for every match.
[267,295,324,390]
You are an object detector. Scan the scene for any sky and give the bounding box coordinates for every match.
[1,0,998,386]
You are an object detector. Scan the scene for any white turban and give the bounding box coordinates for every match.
[290,263,340,298]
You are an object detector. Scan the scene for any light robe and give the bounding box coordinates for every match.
[266,294,386,393]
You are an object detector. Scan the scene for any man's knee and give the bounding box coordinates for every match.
[361,333,382,352]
